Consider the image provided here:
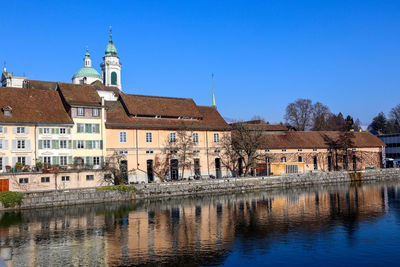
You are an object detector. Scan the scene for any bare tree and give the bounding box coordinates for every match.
[104,152,135,185]
[218,134,240,177]
[152,154,170,182]
[164,129,195,179]
[284,98,314,131]
[312,102,331,131]
[390,104,400,125]
[322,132,355,171]
[228,122,265,176]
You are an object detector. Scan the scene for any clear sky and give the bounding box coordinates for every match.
[1,0,399,124]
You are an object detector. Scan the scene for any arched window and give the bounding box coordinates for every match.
[111,72,117,85]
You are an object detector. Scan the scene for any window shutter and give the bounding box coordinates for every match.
[100,140,103,149]
[56,128,60,134]
[13,127,16,134]
[26,127,30,134]
[39,157,43,163]
[26,140,31,150]
[95,124,100,133]
[85,124,89,133]
[52,140,57,149]
[73,140,77,149]
[86,156,90,165]
[12,157,16,167]
[26,157,31,166]
[52,156,57,165]
[68,156,73,165]
[4,157,8,167]
[68,140,72,149]
[3,127,7,134]
[4,140,8,150]
[12,140,16,150]
[39,140,43,149]
[67,128,71,134]
[51,128,55,134]
[100,156,104,166]
[39,128,43,134]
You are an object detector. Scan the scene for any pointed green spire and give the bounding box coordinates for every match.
[84,46,90,59]
[212,73,216,108]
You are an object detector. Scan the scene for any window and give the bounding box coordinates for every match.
[77,140,84,149]
[4,110,10,117]
[111,72,117,85]
[93,157,100,166]
[43,140,51,149]
[60,156,67,165]
[119,150,128,155]
[17,127,25,134]
[61,176,70,182]
[17,140,25,149]
[285,165,298,174]
[60,128,66,134]
[77,124,84,133]
[194,158,200,176]
[77,107,84,116]
[313,149,317,152]
[120,131,127,143]
[298,149,302,152]
[92,140,100,149]
[170,133,176,143]
[91,124,99,133]
[281,157,286,163]
[19,178,28,184]
[265,149,270,152]
[17,157,26,165]
[0,157,2,170]
[0,127,3,134]
[43,128,50,134]
[86,175,94,181]
[313,156,318,170]
[0,140,2,149]
[43,157,51,164]
[41,177,50,183]
[146,132,152,143]
[298,156,303,162]
[214,133,219,144]
[146,150,154,154]
[193,149,200,154]
[193,133,199,144]
[59,140,67,149]
[282,149,286,152]
[214,149,220,154]
[92,108,99,117]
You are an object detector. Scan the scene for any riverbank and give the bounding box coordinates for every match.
[2,168,400,210]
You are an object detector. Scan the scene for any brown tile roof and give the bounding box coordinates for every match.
[105,101,230,131]
[261,131,385,149]
[0,87,73,124]
[90,80,120,96]
[231,120,290,131]
[120,93,203,118]
[57,82,102,107]
[24,80,58,90]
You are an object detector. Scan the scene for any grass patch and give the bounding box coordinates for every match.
[96,184,138,193]
[0,192,24,208]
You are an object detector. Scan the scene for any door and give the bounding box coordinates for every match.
[120,160,128,184]
[215,158,221,178]
[170,159,179,180]
[238,158,243,176]
[194,158,201,177]
[147,160,154,183]
[328,156,332,171]
[0,180,9,192]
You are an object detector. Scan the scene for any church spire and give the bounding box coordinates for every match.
[211,73,216,108]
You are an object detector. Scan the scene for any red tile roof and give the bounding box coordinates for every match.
[231,120,291,131]
[57,82,102,107]
[261,131,385,149]
[0,87,73,124]
[105,101,230,131]
[120,93,203,118]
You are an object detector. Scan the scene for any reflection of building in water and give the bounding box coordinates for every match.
[0,184,389,266]
[105,185,386,266]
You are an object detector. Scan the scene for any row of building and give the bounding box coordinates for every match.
[0,33,385,191]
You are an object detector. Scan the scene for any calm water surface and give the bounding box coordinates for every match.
[1,181,400,266]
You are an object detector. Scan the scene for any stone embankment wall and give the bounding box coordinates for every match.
[3,168,400,210]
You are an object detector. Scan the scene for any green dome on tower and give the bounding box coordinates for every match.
[105,28,118,57]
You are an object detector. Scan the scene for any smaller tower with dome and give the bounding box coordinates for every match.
[72,46,102,85]
[101,27,122,90]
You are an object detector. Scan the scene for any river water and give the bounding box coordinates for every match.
[1,181,400,266]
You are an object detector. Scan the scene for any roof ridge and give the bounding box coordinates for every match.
[123,93,194,101]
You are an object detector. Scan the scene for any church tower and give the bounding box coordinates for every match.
[101,28,122,90]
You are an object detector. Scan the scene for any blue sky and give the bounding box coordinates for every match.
[1,0,399,124]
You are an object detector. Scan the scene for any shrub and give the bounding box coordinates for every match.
[0,192,24,208]
[96,184,137,193]
[36,162,43,170]
[15,162,23,170]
